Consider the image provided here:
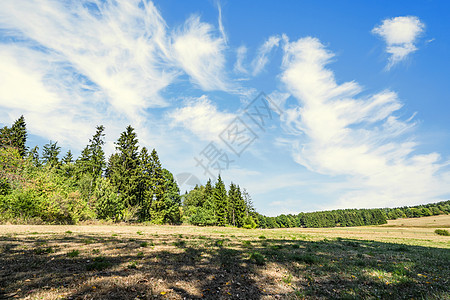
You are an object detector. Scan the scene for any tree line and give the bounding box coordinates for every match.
[254,201,450,229]
[1,116,449,227]
[255,209,388,228]
[182,178,258,228]
[1,116,183,224]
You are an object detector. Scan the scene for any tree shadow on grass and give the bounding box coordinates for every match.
[0,233,448,299]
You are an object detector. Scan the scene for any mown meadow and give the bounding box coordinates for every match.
[0,215,449,299]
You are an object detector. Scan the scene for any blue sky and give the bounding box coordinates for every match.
[1,0,450,216]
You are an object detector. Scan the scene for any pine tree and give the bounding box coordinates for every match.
[89,125,106,178]
[62,150,74,164]
[41,141,61,167]
[0,126,12,148]
[149,149,166,223]
[138,147,153,221]
[234,186,246,227]
[11,115,27,157]
[61,150,76,178]
[27,146,40,167]
[107,125,141,208]
[162,169,182,224]
[75,125,105,178]
[204,179,214,200]
[214,175,228,226]
[76,145,91,175]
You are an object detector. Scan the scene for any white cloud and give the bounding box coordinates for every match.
[372,16,425,69]
[234,46,248,74]
[251,35,281,75]
[280,37,450,209]
[0,0,235,150]
[0,0,180,121]
[168,95,235,142]
[172,16,231,91]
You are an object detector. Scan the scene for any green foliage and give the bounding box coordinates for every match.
[86,256,110,271]
[0,116,27,157]
[0,146,94,224]
[94,177,124,221]
[189,206,217,226]
[214,175,228,226]
[41,141,61,168]
[434,229,449,236]
[34,247,54,254]
[384,201,450,220]
[257,208,387,229]
[5,115,446,230]
[243,215,257,229]
[67,250,80,257]
[107,125,140,208]
[249,251,265,265]
[11,115,27,157]
[227,183,246,227]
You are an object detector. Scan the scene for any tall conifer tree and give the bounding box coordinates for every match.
[214,175,228,226]
[11,115,27,157]
[107,125,140,207]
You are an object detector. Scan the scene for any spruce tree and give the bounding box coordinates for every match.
[0,126,11,148]
[228,183,237,226]
[89,125,106,178]
[76,145,92,175]
[234,186,246,227]
[11,115,27,157]
[162,169,181,224]
[27,146,40,167]
[107,125,140,208]
[214,175,228,226]
[62,150,74,164]
[138,147,153,221]
[61,150,76,178]
[149,149,166,223]
[41,141,60,167]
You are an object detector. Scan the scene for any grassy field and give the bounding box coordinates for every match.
[0,216,449,299]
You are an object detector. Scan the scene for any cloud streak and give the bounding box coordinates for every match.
[280,37,450,209]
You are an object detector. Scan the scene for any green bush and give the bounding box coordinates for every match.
[95,178,124,221]
[435,229,450,236]
[243,215,257,229]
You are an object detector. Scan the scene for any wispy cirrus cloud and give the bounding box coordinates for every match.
[251,35,282,76]
[0,0,233,149]
[372,16,425,69]
[234,45,248,74]
[280,36,450,209]
[172,16,231,91]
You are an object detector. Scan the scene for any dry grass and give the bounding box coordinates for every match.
[381,214,450,228]
[0,222,449,299]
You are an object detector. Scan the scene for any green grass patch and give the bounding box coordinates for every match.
[292,254,320,264]
[249,251,265,265]
[86,256,110,271]
[435,229,449,236]
[34,247,54,254]
[173,240,186,248]
[67,250,80,257]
